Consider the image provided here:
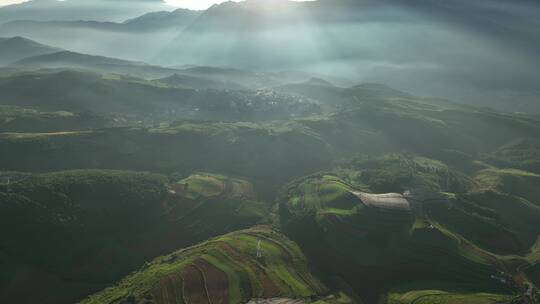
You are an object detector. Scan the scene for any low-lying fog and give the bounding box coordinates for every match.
[0,0,539,112]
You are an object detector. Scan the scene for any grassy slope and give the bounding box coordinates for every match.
[332,154,540,256]
[386,288,510,304]
[81,226,328,304]
[428,190,540,255]
[425,168,540,255]
[0,105,110,132]
[475,168,540,206]
[483,139,540,174]
[179,173,229,199]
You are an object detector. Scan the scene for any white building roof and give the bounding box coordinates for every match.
[352,192,411,211]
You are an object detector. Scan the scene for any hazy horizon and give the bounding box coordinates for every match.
[1,1,540,304]
[0,0,314,10]
[1,0,539,111]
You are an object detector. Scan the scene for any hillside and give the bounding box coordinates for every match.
[278,154,540,302]
[484,139,540,174]
[80,226,335,304]
[0,6,199,63]
[0,84,539,188]
[123,8,201,30]
[1,1,537,112]
[1,1,539,304]
[1,74,540,304]
[154,73,246,90]
[0,70,320,121]
[0,36,60,66]
[0,170,268,304]
[2,150,537,303]
[0,0,169,23]
[150,0,540,114]
[386,288,512,304]
[0,105,111,132]
[0,9,200,34]
[275,81,419,109]
[10,51,181,79]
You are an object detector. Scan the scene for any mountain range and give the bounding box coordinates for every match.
[0,0,173,23]
[0,1,540,304]
[2,0,536,110]
[0,36,59,65]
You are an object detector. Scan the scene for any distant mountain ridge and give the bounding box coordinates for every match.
[9,50,181,78]
[124,8,201,30]
[155,73,246,90]
[0,7,201,62]
[0,8,200,33]
[0,0,171,23]
[0,0,539,113]
[0,36,59,65]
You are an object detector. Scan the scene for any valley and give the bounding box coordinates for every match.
[0,1,539,304]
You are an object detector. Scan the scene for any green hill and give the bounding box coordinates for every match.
[0,70,320,122]
[0,36,60,66]
[421,168,540,255]
[1,88,539,196]
[0,105,110,132]
[475,168,540,206]
[483,139,540,174]
[154,73,246,90]
[337,154,474,193]
[81,226,332,304]
[274,82,415,110]
[11,51,182,79]
[1,72,540,303]
[277,153,540,302]
[386,287,511,304]
[0,170,267,304]
[0,121,333,196]
[1,2,539,303]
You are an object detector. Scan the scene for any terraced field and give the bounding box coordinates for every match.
[426,190,540,255]
[278,160,528,302]
[0,170,268,304]
[281,173,414,242]
[81,227,329,304]
[1,62,540,304]
[386,289,511,304]
[173,173,256,200]
[63,153,540,304]
[474,168,540,207]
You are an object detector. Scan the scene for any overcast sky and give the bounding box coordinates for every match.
[0,0,24,5]
[0,0,311,10]
[167,0,239,10]
[0,0,231,10]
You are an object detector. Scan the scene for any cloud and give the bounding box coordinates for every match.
[0,0,26,6]
[164,0,313,10]
[164,0,234,10]
[0,0,170,22]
